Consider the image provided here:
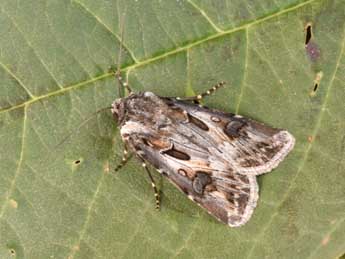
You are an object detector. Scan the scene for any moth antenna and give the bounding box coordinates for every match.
[55,106,112,149]
[115,12,132,96]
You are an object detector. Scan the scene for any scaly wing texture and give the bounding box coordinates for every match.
[173,101,295,175]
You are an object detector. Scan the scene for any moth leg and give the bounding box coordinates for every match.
[176,81,226,101]
[114,145,131,172]
[141,162,161,210]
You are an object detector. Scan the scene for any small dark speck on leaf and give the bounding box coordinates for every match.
[9,249,15,255]
[310,71,323,96]
[74,160,81,165]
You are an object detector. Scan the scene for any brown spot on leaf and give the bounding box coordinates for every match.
[9,199,18,209]
[305,42,321,62]
[321,235,330,246]
[103,161,110,174]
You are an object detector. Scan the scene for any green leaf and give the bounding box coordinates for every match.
[0,0,344,258]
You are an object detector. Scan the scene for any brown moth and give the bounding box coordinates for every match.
[111,76,295,227]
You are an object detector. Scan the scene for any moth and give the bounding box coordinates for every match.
[94,16,295,227]
[111,73,295,227]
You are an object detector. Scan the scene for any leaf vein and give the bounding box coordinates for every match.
[0,60,35,99]
[3,9,63,90]
[71,0,138,63]
[186,0,223,33]
[0,105,27,220]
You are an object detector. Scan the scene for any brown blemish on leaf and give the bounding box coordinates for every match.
[321,235,330,245]
[104,161,110,174]
[308,136,314,143]
[9,199,18,209]
[73,245,80,251]
[331,219,337,225]
[305,42,321,62]
[67,245,80,259]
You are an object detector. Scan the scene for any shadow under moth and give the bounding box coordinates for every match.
[111,74,295,227]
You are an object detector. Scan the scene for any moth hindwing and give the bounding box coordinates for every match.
[111,78,295,227]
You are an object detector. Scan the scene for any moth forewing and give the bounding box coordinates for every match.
[111,88,295,227]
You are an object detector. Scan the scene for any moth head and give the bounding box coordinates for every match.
[111,98,125,124]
